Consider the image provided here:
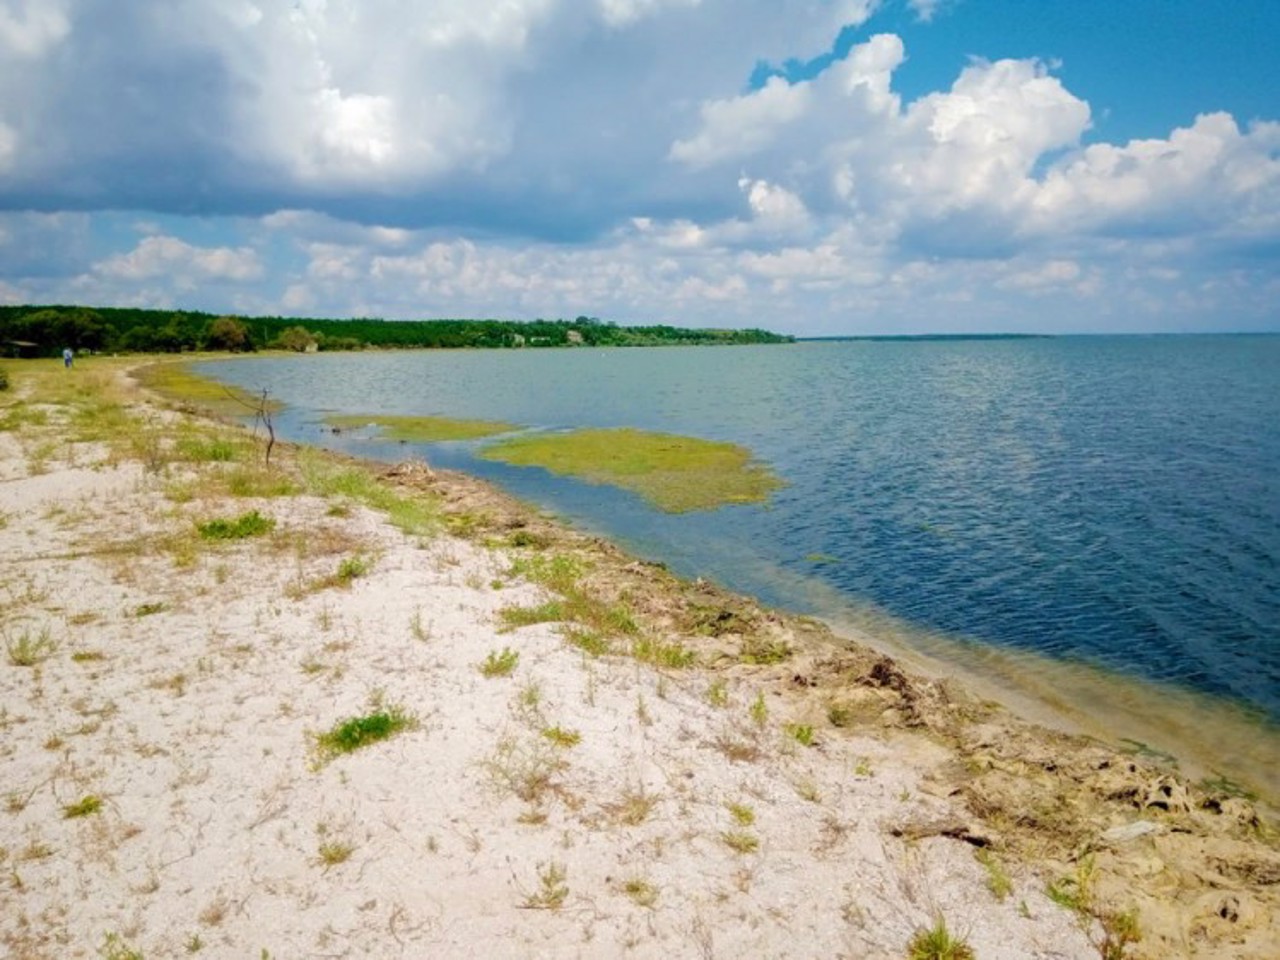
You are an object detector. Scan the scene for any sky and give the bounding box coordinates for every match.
[0,0,1277,336]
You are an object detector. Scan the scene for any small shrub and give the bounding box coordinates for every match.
[317,839,355,868]
[721,830,759,854]
[6,627,56,666]
[522,862,569,910]
[480,647,519,678]
[63,795,104,819]
[706,678,730,708]
[336,555,369,581]
[622,878,658,908]
[541,725,581,748]
[196,510,275,541]
[313,706,414,763]
[726,802,755,826]
[749,691,768,728]
[784,723,815,747]
[906,917,974,960]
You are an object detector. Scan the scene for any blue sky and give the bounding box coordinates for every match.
[0,0,1276,335]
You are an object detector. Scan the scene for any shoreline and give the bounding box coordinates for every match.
[2,356,1278,958]
[192,350,1280,805]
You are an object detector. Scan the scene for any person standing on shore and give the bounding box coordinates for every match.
[63,347,73,368]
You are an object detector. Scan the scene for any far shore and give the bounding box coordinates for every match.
[1,355,1277,958]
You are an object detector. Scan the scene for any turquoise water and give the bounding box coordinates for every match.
[200,336,1280,725]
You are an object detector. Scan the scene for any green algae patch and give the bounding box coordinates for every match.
[133,360,281,419]
[325,412,517,442]
[479,427,783,513]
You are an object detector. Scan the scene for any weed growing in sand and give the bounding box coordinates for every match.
[854,757,874,777]
[6,627,55,666]
[316,839,355,869]
[134,602,166,617]
[185,933,203,953]
[483,737,565,804]
[607,786,658,826]
[409,609,432,642]
[976,849,1012,901]
[313,704,414,764]
[99,932,144,960]
[907,918,974,960]
[197,510,275,541]
[1047,853,1096,914]
[706,678,729,708]
[336,556,369,581]
[299,454,439,538]
[541,725,581,748]
[739,636,791,665]
[785,723,815,747]
[726,802,756,826]
[631,635,695,669]
[1098,908,1142,960]
[480,647,519,678]
[522,862,569,910]
[749,691,768,728]
[721,830,759,854]
[499,601,565,630]
[62,796,105,820]
[623,877,658,908]
[565,627,611,657]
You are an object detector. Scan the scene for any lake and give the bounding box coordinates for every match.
[198,336,1280,775]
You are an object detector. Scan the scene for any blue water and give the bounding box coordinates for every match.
[199,337,1280,723]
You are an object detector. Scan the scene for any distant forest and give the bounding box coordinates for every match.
[0,305,793,356]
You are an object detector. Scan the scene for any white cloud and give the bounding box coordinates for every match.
[907,0,945,23]
[95,236,263,283]
[670,76,813,167]
[0,0,70,57]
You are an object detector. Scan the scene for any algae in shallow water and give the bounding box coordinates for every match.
[325,412,517,442]
[479,427,783,513]
[134,361,281,419]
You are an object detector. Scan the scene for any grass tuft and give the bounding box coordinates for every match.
[522,862,569,910]
[480,647,520,678]
[196,510,275,541]
[907,917,975,960]
[6,627,56,666]
[63,795,104,819]
[313,706,414,763]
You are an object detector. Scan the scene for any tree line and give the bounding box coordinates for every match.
[0,305,793,356]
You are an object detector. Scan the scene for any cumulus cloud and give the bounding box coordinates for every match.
[95,236,263,283]
[0,2,1274,333]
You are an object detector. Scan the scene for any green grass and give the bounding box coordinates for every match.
[480,647,520,677]
[325,413,518,442]
[784,723,815,747]
[541,725,582,748]
[630,635,696,669]
[6,627,56,666]
[134,361,281,419]
[62,795,104,818]
[313,706,414,763]
[299,453,439,537]
[907,918,975,960]
[721,830,759,854]
[976,849,1013,901]
[479,427,783,513]
[196,510,276,540]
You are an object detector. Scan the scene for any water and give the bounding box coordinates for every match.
[199,336,1280,731]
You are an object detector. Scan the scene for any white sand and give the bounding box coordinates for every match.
[0,392,1099,958]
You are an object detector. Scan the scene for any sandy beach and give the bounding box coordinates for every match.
[2,358,1277,959]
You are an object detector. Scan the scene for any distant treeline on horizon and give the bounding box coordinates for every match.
[0,305,793,357]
